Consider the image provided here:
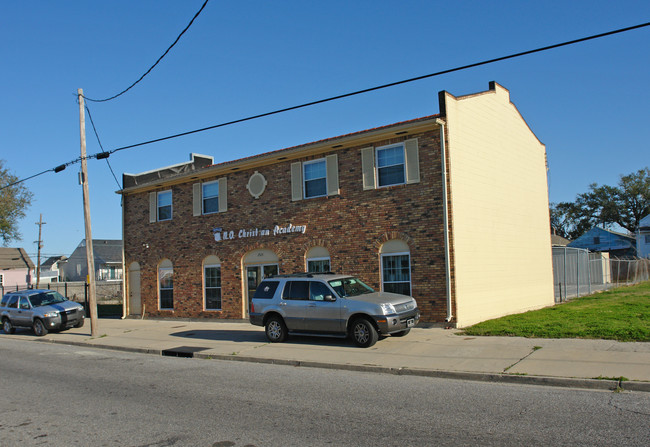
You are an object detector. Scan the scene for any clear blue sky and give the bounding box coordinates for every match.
[1,0,649,260]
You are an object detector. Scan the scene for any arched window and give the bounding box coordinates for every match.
[203,255,221,311]
[379,240,411,296]
[158,259,173,310]
[306,246,331,273]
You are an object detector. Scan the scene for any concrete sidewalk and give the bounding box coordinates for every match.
[6,318,650,392]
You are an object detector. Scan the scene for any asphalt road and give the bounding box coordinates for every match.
[0,338,648,446]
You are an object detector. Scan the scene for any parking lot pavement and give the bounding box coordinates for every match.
[4,318,649,391]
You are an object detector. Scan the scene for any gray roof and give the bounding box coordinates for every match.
[0,247,35,270]
[68,239,123,264]
[41,255,67,268]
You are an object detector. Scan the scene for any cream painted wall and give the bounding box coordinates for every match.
[444,82,554,327]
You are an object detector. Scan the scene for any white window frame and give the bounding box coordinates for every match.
[157,190,173,221]
[375,143,406,188]
[202,180,219,215]
[203,263,222,311]
[380,251,412,296]
[303,158,327,199]
[158,266,174,310]
[306,257,331,273]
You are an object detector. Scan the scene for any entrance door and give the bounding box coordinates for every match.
[246,264,278,314]
[128,262,141,316]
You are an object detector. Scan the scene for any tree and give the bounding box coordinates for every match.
[550,167,650,239]
[616,168,650,233]
[0,160,33,245]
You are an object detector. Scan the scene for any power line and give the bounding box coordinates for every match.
[82,0,210,103]
[2,20,649,191]
[105,21,650,154]
[84,104,122,189]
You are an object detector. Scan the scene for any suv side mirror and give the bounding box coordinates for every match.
[324,295,336,302]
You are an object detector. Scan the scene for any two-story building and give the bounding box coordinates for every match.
[119,82,554,327]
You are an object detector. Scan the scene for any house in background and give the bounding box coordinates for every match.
[568,227,636,258]
[637,215,650,259]
[0,247,34,291]
[551,234,571,246]
[60,239,123,282]
[39,255,67,283]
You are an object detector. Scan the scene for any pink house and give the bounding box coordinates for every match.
[0,247,34,293]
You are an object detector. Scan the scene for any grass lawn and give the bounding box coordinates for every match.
[461,281,650,342]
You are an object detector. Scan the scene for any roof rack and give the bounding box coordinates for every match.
[267,272,337,279]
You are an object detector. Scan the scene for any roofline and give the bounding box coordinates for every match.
[118,114,441,195]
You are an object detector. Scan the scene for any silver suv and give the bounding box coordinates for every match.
[1,289,85,336]
[249,273,419,347]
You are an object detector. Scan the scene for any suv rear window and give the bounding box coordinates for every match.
[253,281,279,299]
[0,295,9,307]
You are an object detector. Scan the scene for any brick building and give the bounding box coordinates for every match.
[119,82,554,326]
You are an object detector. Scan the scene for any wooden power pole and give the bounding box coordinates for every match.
[78,88,99,337]
[34,213,45,288]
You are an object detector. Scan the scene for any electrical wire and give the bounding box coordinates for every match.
[1,20,649,191]
[84,104,122,189]
[82,0,210,103]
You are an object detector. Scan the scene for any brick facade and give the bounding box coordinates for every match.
[122,124,454,323]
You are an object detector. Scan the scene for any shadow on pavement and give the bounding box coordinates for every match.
[170,329,354,347]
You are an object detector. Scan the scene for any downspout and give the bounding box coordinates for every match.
[120,195,127,319]
[435,119,453,323]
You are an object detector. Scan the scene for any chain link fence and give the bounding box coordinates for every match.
[552,247,650,302]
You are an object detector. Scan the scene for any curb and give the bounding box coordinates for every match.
[35,338,650,393]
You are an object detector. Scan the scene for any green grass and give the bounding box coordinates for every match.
[461,281,650,342]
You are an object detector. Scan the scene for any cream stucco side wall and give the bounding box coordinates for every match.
[444,83,554,327]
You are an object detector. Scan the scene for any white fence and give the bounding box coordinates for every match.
[552,247,650,302]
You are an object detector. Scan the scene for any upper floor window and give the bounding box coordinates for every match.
[291,154,339,201]
[193,178,228,216]
[376,144,405,187]
[303,159,327,199]
[361,138,420,190]
[645,235,650,244]
[157,191,172,221]
[202,181,219,214]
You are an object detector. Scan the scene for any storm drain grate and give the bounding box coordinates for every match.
[161,346,210,358]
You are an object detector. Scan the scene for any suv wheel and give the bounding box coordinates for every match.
[350,318,378,348]
[2,318,16,334]
[265,316,287,343]
[33,319,48,337]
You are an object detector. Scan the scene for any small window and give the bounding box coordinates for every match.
[381,253,411,296]
[204,264,221,310]
[202,181,219,214]
[7,296,19,309]
[309,281,333,301]
[158,191,172,221]
[282,281,309,300]
[159,264,174,310]
[253,281,280,299]
[19,297,30,310]
[645,235,650,244]
[307,258,331,273]
[376,144,405,187]
[303,159,327,199]
[593,237,601,245]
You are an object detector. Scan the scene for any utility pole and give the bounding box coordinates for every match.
[34,213,46,288]
[78,88,99,337]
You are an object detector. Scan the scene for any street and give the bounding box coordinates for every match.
[0,338,648,446]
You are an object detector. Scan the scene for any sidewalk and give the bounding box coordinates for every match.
[6,318,650,392]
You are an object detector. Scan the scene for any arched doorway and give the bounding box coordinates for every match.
[242,249,279,316]
[128,262,141,316]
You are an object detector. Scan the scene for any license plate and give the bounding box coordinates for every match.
[406,318,415,328]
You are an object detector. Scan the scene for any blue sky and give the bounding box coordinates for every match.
[1,0,649,260]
